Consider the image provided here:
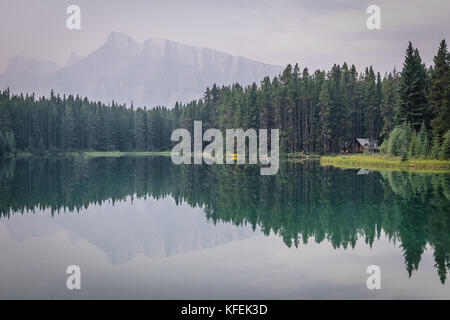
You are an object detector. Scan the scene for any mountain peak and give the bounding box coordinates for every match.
[107,31,136,45]
[1,32,283,108]
[66,52,83,66]
[9,54,27,63]
[103,31,141,56]
[3,55,61,78]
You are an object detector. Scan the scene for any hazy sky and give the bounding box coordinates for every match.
[1,0,449,74]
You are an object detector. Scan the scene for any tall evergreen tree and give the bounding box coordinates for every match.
[429,39,450,140]
[397,42,428,130]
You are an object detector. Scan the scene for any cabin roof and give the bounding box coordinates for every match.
[355,138,379,150]
[341,138,379,149]
[357,169,370,175]
[356,138,371,147]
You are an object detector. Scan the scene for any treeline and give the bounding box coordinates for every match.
[0,90,173,154]
[380,40,450,160]
[0,40,449,156]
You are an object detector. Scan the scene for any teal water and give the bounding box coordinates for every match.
[0,156,449,299]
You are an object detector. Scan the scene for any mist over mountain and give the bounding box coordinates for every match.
[0,55,61,96]
[0,32,283,108]
[65,52,83,67]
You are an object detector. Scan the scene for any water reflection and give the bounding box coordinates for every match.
[0,156,449,283]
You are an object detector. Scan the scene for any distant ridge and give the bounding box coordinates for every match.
[0,32,283,108]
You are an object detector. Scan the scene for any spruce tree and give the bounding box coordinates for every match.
[417,122,429,159]
[397,42,428,130]
[388,126,403,156]
[431,135,441,159]
[0,132,4,156]
[363,66,378,141]
[409,130,418,159]
[440,130,450,160]
[318,83,331,154]
[430,39,450,139]
[381,73,399,138]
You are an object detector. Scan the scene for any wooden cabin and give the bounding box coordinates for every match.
[341,144,353,153]
[341,138,379,153]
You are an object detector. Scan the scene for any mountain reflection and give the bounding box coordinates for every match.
[0,156,449,283]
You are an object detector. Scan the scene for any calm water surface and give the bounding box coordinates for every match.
[0,156,449,299]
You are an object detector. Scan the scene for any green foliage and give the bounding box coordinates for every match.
[381,71,399,138]
[0,131,15,155]
[6,132,15,153]
[379,139,388,154]
[397,42,429,130]
[417,122,430,159]
[321,154,450,170]
[388,126,407,156]
[440,131,450,160]
[0,132,5,156]
[401,144,409,161]
[430,40,450,138]
[431,135,442,159]
[409,131,419,159]
[385,121,433,161]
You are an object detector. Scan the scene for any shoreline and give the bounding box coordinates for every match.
[320,154,450,172]
[0,151,173,158]
[0,151,320,159]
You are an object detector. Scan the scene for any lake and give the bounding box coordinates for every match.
[0,156,449,299]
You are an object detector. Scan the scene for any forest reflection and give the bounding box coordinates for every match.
[0,156,449,283]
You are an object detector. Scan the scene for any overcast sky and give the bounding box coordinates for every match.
[1,0,449,74]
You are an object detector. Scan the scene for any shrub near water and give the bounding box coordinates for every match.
[387,126,404,156]
[441,131,450,160]
[385,122,433,161]
[387,123,412,161]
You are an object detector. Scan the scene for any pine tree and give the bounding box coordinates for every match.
[5,131,15,153]
[431,135,441,159]
[388,124,409,157]
[430,39,450,139]
[440,130,450,160]
[135,108,148,150]
[397,42,428,130]
[409,130,419,159]
[375,72,383,141]
[381,73,399,138]
[318,83,331,154]
[363,66,378,141]
[402,124,412,161]
[417,122,429,159]
[258,77,273,132]
[0,131,5,156]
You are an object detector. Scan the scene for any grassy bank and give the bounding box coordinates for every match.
[285,152,321,159]
[321,154,450,172]
[2,150,321,160]
[82,151,172,157]
[1,151,172,158]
